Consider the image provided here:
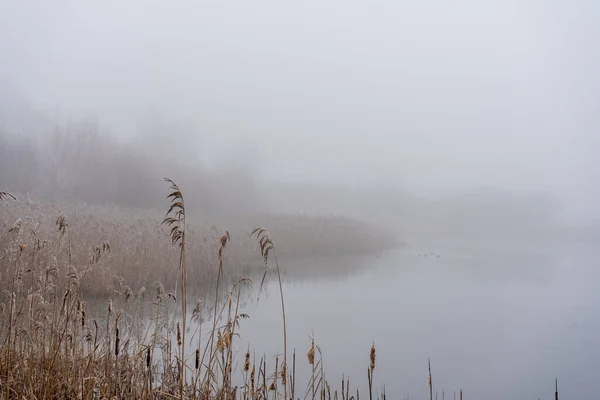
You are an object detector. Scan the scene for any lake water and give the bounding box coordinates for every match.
[228,238,600,399]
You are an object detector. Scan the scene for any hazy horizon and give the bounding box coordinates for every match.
[1,0,599,225]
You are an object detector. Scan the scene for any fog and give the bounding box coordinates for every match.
[1,0,599,230]
[2,2,600,398]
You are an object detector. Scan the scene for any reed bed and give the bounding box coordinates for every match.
[0,183,400,399]
[0,192,398,300]
[0,185,565,399]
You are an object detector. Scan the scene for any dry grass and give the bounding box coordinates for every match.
[0,182,397,399]
[0,183,563,399]
[0,192,398,301]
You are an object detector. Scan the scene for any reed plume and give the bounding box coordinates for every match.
[368,342,376,400]
[162,177,187,400]
[0,191,16,200]
[252,227,288,400]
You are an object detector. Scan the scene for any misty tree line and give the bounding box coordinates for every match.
[0,118,264,213]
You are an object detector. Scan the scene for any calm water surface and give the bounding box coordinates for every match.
[230,238,600,399]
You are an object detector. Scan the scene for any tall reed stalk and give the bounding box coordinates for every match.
[252,228,288,400]
[162,178,187,400]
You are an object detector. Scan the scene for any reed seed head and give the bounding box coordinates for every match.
[307,340,315,365]
[223,328,232,349]
[370,342,376,372]
[195,349,200,370]
[177,322,182,347]
[281,363,287,385]
[217,330,224,353]
[244,351,250,372]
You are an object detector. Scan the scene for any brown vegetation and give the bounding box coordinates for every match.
[0,184,565,399]
[0,193,398,302]
[0,182,394,399]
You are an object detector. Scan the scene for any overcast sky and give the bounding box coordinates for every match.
[1,0,598,220]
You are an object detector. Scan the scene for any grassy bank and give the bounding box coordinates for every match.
[0,183,400,399]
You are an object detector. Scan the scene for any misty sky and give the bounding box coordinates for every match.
[1,1,599,220]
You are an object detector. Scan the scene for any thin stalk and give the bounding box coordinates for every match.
[179,230,187,400]
[428,358,433,400]
[273,252,288,400]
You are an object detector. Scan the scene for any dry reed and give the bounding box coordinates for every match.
[0,181,485,400]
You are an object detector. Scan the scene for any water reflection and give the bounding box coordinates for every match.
[82,239,600,399]
[234,240,600,400]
